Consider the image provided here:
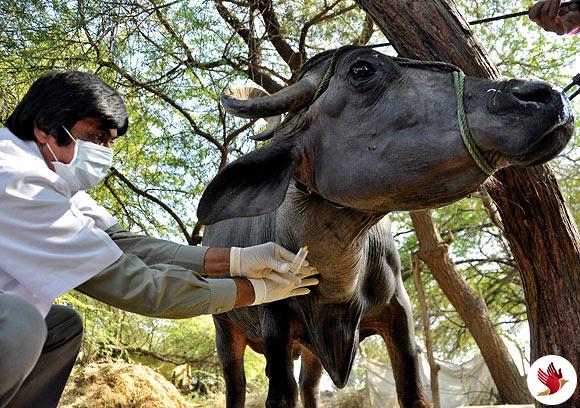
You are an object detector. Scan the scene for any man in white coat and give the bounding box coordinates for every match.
[0,71,318,408]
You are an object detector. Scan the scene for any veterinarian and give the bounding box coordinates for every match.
[0,71,318,408]
[529,0,580,34]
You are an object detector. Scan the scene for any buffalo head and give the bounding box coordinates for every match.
[198,46,574,224]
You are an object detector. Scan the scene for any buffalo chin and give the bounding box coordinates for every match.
[510,121,574,167]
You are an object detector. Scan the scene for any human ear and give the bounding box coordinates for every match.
[33,127,52,144]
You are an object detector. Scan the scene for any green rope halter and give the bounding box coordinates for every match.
[308,51,497,177]
[453,70,496,176]
[312,57,338,102]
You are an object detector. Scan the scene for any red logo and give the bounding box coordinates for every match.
[537,361,569,396]
[528,355,576,404]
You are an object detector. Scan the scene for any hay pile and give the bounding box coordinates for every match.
[59,360,193,408]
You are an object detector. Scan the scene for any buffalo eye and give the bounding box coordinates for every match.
[349,61,376,81]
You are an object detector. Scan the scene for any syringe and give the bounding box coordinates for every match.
[289,246,309,275]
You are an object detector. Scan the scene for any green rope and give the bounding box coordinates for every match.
[453,71,496,176]
[312,57,337,102]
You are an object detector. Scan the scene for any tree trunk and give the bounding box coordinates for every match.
[410,210,530,403]
[356,1,580,406]
[488,165,580,388]
[411,253,441,408]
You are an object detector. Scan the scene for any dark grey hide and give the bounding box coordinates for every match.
[197,46,574,408]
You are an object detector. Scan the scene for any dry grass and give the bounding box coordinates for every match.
[59,360,193,408]
[59,360,367,408]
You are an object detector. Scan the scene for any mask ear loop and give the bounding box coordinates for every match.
[45,126,77,163]
[61,125,77,144]
[44,142,59,162]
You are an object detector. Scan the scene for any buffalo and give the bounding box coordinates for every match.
[197,45,574,408]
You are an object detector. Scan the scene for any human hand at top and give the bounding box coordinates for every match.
[529,0,580,34]
[230,242,316,284]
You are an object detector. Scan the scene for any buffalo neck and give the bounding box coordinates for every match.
[278,184,386,303]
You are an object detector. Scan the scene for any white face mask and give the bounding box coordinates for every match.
[46,127,113,193]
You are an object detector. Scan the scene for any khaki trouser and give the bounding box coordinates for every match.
[0,294,83,408]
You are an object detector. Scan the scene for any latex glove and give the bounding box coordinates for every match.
[529,0,580,34]
[249,268,319,305]
[230,242,313,284]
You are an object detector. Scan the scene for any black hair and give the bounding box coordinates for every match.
[5,71,129,146]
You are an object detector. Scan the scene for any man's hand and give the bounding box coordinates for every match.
[529,0,580,34]
[248,268,319,305]
[230,242,316,284]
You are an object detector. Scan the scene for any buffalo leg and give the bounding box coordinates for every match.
[214,316,247,408]
[262,307,298,408]
[299,347,323,408]
[380,292,432,408]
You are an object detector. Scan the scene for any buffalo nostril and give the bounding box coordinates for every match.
[512,83,554,104]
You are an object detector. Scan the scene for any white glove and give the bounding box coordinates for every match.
[230,242,313,284]
[249,268,319,305]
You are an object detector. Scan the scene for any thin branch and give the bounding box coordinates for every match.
[103,175,148,232]
[216,0,285,92]
[78,1,226,155]
[353,13,374,46]
[150,0,226,70]
[255,0,302,71]
[226,118,258,144]
[99,58,227,156]
[298,1,357,60]
[214,0,253,46]
[125,347,217,367]
[455,257,516,268]
[481,189,504,232]
[110,167,194,245]
[224,56,283,93]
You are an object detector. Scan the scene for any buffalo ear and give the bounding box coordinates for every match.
[197,144,297,225]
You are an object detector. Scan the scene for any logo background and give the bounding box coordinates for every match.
[527,354,577,405]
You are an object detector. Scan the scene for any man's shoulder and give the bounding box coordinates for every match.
[0,151,57,187]
[0,128,46,172]
[0,130,68,198]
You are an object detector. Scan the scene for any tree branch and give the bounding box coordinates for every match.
[215,0,253,47]
[103,175,148,232]
[298,1,357,61]
[150,0,226,70]
[255,0,302,71]
[126,347,217,367]
[353,13,374,45]
[100,59,227,156]
[77,1,226,155]
[224,56,283,93]
[216,0,286,92]
[455,257,516,268]
[109,167,194,245]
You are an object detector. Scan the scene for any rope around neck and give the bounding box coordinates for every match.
[453,70,496,176]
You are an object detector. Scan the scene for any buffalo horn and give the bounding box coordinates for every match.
[221,74,319,119]
[222,86,283,140]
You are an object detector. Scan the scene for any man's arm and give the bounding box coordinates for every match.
[98,225,318,316]
[76,252,254,318]
[105,223,211,273]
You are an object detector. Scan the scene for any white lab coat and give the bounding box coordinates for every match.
[0,127,122,317]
